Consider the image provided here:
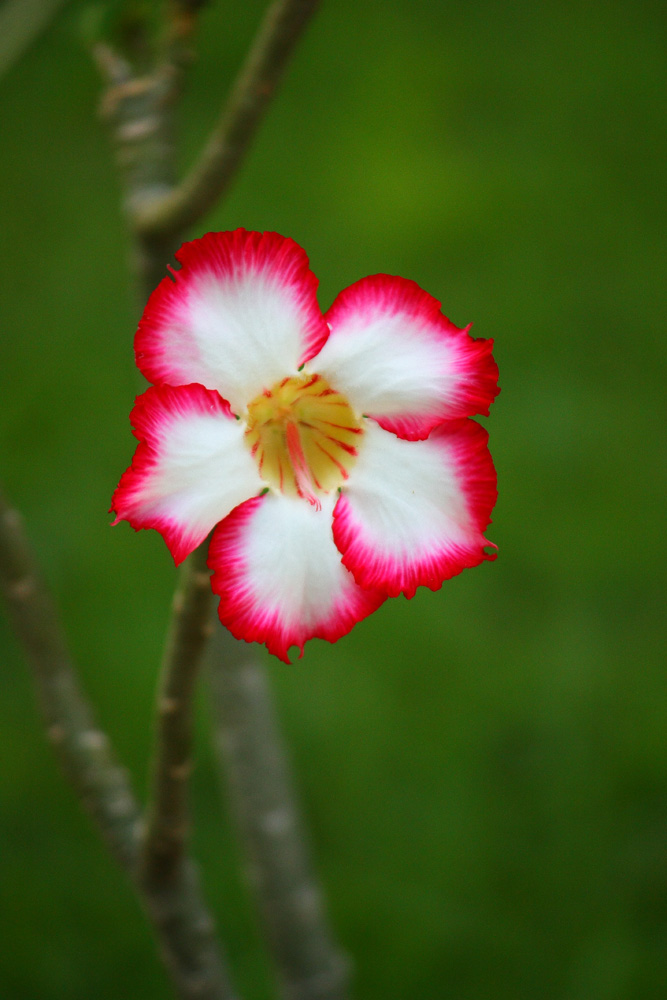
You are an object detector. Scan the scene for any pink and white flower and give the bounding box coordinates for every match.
[112,230,499,662]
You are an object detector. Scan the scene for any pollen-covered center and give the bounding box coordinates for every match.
[244,373,363,509]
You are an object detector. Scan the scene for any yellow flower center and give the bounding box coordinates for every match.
[244,373,363,509]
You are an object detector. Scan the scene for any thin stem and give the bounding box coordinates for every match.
[133,0,322,242]
[138,539,241,1000]
[94,43,178,223]
[141,855,239,1000]
[141,540,215,884]
[208,629,350,1000]
[0,486,142,870]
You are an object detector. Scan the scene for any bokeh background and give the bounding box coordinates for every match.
[1,0,665,997]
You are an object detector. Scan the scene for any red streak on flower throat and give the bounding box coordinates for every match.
[285,421,322,510]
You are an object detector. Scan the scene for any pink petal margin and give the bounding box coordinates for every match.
[110,383,236,565]
[208,496,386,664]
[324,274,500,440]
[332,419,498,599]
[135,229,330,386]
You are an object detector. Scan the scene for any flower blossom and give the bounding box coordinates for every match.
[111,229,499,662]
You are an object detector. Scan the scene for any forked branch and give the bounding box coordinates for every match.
[0,487,237,1000]
[132,0,322,242]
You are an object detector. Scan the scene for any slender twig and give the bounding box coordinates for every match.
[0,486,142,870]
[140,540,242,1000]
[132,0,322,242]
[94,43,178,219]
[208,630,350,1000]
[141,540,215,885]
[140,853,239,1000]
[0,486,237,1000]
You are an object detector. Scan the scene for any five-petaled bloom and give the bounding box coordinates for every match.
[111,230,499,662]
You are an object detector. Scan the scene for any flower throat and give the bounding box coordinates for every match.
[244,373,362,509]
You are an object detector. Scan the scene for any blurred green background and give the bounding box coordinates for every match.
[1,0,666,997]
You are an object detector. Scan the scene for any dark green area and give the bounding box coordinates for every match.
[1,0,666,997]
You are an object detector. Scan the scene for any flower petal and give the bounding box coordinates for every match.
[315,275,499,440]
[332,419,497,599]
[208,493,385,663]
[111,383,263,564]
[135,230,329,413]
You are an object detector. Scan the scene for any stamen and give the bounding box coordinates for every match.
[286,422,321,511]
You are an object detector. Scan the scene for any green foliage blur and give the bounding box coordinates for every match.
[1,1,665,997]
